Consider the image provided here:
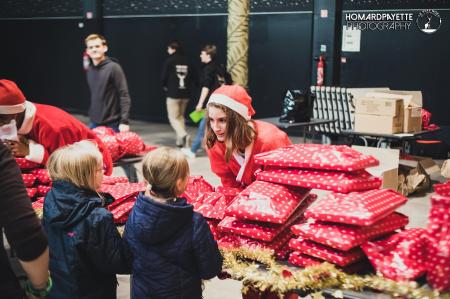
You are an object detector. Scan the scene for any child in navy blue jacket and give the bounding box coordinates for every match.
[43,140,130,299]
[124,147,222,299]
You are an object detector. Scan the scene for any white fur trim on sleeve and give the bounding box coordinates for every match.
[208,94,250,120]
[25,140,45,164]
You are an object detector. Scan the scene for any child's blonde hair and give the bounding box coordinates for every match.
[47,140,103,192]
[142,147,189,198]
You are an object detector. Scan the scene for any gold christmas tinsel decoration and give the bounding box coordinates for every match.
[227,0,249,88]
[221,247,450,299]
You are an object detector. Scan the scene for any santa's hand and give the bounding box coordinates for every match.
[118,124,130,132]
[7,136,30,157]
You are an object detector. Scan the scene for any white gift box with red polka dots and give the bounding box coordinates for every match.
[291,212,409,251]
[21,173,36,187]
[31,168,52,185]
[256,168,381,193]
[225,180,310,224]
[361,228,428,282]
[289,237,364,267]
[426,194,450,291]
[254,144,379,172]
[304,189,407,226]
[182,176,214,204]
[218,194,316,242]
[217,228,293,253]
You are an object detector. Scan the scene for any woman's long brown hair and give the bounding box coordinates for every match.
[205,103,256,162]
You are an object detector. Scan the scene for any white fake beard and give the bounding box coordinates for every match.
[0,119,19,141]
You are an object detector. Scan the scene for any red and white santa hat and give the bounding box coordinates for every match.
[208,84,256,120]
[0,79,26,114]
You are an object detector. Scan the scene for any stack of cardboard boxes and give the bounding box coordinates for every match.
[354,89,423,134]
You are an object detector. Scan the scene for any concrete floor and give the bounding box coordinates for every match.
[76,115,435,299]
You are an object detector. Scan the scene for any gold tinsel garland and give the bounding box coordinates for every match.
[221,247,450,299]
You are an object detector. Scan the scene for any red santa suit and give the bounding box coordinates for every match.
[207,120,291,187]
[18,101,113,175]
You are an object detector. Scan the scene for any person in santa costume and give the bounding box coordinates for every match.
[0,79,113,175]
[205,84,291,187]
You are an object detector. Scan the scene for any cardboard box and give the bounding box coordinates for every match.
[347,87,390,100]
[398,156,440,195]
[353,146,399,191]
[354,98,404,134]
[365,90,423,133]
[355,97,403,116]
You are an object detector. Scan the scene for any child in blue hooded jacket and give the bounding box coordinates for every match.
[124,147,222,299]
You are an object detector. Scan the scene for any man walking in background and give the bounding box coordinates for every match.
[85,34,137,181]
[161,41,193,148]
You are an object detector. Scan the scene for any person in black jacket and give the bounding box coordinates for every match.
[161,41,193,147]
[0,140,50,299]
[124,147,222,299]
[43,140,130,299]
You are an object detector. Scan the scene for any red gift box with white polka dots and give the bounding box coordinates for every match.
[288,251,369,274]
[116,131,145,156]
[182,176,214,204]
[26,187,37,199]
[275,241,292,261]
[218,194,316,242]
[291,212,409,251]
[225,180,310,224]
[110,196,137,224]
[31,169,51,185]
[32,197,45,210]
[361,228,427,282]
[22,173,36,187]
[434,181,450,196]
[196,192,234,220]
[15,158,41,170]
[254,144,379,172]
[102,175,129,185]
[304,189,407,226]
[289,237,364,267]
[206,219,222,241]
[37,185,52,197]
[217,228,293,253]
[92,126,116,136]
[256,168,381,193]
[100,134,121,161]
[426,194,450,291]
[101,182,146,210]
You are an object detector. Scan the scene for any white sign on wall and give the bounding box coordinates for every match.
[342,26,361,52]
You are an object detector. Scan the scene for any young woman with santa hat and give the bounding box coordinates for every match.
[205,84,291,187]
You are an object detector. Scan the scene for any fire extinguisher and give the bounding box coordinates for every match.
[83,51,90,72]
[317,55,325,86]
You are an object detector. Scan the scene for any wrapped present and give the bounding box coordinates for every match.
[110,196,137,224]
[196,191,235,220]
[101,182,146,210]
[27,187,37,199]
[182,176,214,204]
[304,189,407,226]
[32,197,45,209]
[275,241,292,261]
[257,168,381,193]
[102,176,129,185]
[22,173,36,187]
[218,229,292,253]
[426,195,450,291]
[37,185,52,197]
[225,181,309,224]
[254,144,379,172]
[361,228,427,281]
[99,134,121,161]
[434,181,450,196]
[92,126,116,136]
[116,131,145,156]
[15,158,40,170]
[219,194,315,242]
[206,219,222,241]
[31,169,51,185]
[291,212,409,251]
[215,186,243,201]
[289,238,364,267]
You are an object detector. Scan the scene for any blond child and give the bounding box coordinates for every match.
[124,147,222,299]
[43,140,130,299]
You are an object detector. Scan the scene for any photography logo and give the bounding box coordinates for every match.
[416,9,441,34]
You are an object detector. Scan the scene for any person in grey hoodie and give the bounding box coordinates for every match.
[85,33,137,181]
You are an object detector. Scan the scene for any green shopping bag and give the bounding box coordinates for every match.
[189,110,206,123]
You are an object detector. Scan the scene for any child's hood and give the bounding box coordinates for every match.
[131,192,194,245]
[44,180,102,229]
